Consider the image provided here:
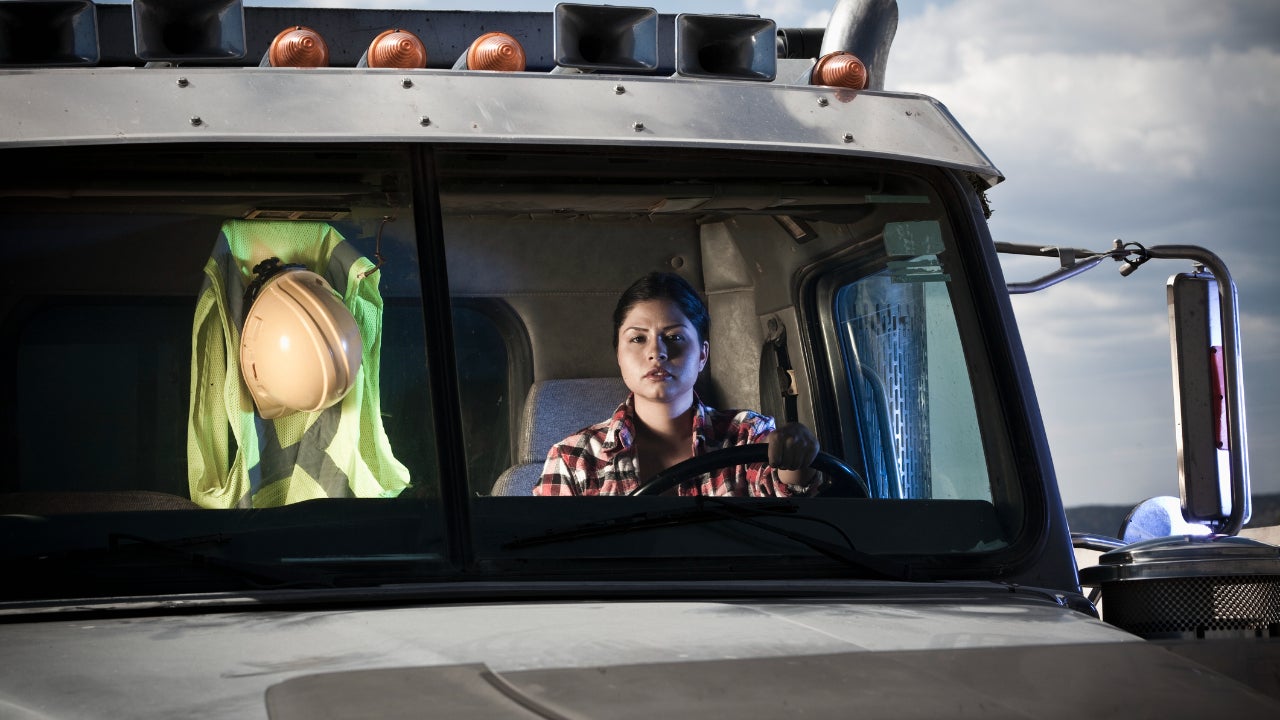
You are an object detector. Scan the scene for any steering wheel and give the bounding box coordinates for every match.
[627,443,869,497]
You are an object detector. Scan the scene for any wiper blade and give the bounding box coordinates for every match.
[503,498,914,581]
[504,499,795,546]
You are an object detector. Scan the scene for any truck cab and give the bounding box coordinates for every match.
[0,1,1275,717]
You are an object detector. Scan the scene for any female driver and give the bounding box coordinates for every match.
[534,272,825,496]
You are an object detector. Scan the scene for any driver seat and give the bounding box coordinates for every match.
[490,377,627,496]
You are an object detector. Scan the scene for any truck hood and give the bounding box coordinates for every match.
[0,593,1274,718]
[267,643,1277,719]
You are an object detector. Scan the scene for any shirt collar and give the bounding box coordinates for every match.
[691,393,713,455]
[600,395,634,459]
[601,392,713,460]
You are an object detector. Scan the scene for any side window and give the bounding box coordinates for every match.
[834,223,991,502]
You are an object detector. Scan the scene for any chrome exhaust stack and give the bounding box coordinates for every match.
[819,0,898,90]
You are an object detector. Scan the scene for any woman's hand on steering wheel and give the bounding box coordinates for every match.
[767,422,821,486]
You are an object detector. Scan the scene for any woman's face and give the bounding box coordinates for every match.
[616,298,708,408]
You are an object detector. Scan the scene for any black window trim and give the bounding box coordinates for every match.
[797,163,1058,581]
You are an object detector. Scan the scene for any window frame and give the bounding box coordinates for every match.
[0,142,1065,594]
[798,164,1054,574]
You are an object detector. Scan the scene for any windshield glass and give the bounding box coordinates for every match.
[1,143,1031,601]
[439,147,1024,571]
[0,145,445,599]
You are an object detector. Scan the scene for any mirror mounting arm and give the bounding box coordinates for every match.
[996,240,1250,536]
[995,241,1114,294]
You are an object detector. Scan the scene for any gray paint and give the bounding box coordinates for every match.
[0,596,1141,719]
[444,214,702,382]
[0,68,1001,187]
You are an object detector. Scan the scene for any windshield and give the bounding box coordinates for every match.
[0,145,446,598]
[445,147,1024,571]
[0,143,1033,601]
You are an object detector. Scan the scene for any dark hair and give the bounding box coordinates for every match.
[612,272,710,348]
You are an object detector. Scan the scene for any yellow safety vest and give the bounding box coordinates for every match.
[188,219,410,508]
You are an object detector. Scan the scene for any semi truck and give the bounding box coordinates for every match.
[0,1,1276,717]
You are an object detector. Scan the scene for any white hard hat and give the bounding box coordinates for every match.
[239,260,362,419]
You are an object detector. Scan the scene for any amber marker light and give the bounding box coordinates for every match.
[811,51,868,90]
[466,32,526,72]
[268,26,329,68]
[366,28,428,69]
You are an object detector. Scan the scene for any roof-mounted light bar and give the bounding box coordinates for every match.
[132,0,245,63]
[1,1,876,87]
[0,0,99,67]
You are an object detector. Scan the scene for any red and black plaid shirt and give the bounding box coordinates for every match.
[534,393,822,497]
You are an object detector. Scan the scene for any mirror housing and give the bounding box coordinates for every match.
[1166,260,1250,533]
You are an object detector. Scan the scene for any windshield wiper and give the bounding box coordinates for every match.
[503,497,914,581]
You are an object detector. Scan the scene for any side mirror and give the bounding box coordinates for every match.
[1167,266,1250,532]
[994,241,1251,535]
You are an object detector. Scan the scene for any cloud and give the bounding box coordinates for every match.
[897,0,1280,65]
[891,0,1280,505]
[802,10,834,28]
[896,43,1280,185]
[1241,311,1280,362]
[891,0,1280,187]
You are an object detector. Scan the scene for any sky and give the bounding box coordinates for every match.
[881,0,1280,512]
[241,0,1280,511]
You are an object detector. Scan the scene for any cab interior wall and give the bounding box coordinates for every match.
[438,209,858,421]
[700,215,884,430]
[433,143,904,431]
[441,213,705,383]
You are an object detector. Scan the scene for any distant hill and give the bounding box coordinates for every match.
[1066,493,1280,537]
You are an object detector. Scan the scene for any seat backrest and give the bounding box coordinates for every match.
[491,377,627,496]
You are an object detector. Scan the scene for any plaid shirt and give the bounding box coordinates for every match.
[534,393,823,497]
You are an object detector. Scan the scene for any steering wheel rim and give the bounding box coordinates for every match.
[627,443,869,497]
